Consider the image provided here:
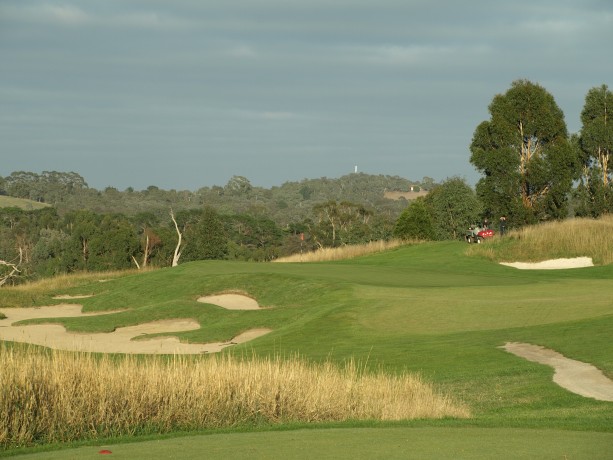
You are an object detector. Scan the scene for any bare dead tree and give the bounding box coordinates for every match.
[131,255,141,270]
[142,233,150,269]
[0,248,23,287]
[170,209,183,267]
[131,233,149,270]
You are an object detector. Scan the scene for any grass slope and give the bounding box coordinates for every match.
[2,240,612,455]
[6,242,612,427]
[0,196,50,210]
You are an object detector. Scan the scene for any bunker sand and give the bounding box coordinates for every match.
[500,257,594,270]
[502,342,613,402]
[197,293,261,310]
[0,294,271,354]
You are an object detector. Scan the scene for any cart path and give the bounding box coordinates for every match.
[502,342,613,402]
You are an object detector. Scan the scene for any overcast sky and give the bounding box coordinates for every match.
[1,1,612,191]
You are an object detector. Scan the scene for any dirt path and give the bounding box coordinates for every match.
[502,342,613,402]
[0,294,271,354]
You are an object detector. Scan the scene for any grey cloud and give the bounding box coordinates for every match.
[1,0,612,190]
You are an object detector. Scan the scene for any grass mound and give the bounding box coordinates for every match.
[0,344,468,448]
[0,270,135,308]
[466,215,613,265]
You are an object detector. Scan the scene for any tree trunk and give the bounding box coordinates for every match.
[170,210,182,267]
[599,147,610,186]
[142,234,150,268]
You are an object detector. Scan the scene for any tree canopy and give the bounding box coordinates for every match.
[393,198,434,240]
[470,80,579,226]
[575,84,613,216]
[424,177,482,240]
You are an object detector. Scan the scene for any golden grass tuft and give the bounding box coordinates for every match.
[466,215,613,265]
[0,344,469,448]
[0,269,143,308]
[274,239,416,263]
[7,269,139,293]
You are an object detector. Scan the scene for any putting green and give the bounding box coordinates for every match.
[354,278,613,334]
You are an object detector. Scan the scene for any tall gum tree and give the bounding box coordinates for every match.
[580,84,612,186]
[470,80,578,225]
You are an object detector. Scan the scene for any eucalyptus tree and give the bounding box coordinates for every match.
[423,177,482,240]
[225,175,252,196]
[0,207,50,283]
[470,80,578,225]
[179,207,228,262]
[575,84,613,216]
[393,197,434,240]
[4,171,44,201]
[62,211,139,271]
[224,213,282,261]
[131,212,162,269]
[63,210,100,269]
[93,213,140,270]
[311,200,374,247]
[3,171,88,204]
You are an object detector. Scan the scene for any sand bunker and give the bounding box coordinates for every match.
[502,342,613,402]
[0,302,271,355]
[500,257,594,270]
[197,293,261,310]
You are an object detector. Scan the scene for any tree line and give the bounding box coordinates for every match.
[0,171,427,227]
[0,198,402,285]
[0,171,437,284]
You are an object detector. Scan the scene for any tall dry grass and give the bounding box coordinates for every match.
[274,239,414,263]
[466,215,613,265]
[0,269,140,308]
[8,269,138,293]
[0,344,469,448]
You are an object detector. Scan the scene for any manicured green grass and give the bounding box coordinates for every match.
[2,240,612,455]
[8,427,613,459]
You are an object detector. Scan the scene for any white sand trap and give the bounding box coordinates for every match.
[0,304,271,355]
[197,293,261,310]
[500,257,594,270]
[502,342,613,402]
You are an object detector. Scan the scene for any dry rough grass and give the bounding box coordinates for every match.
[0,270,141,308]
[0,345,469,448]
[7,270,135,293]
[467,215,613,265]
[274,239,414,263]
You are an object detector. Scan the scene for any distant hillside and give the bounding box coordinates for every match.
[0,195,50,210]
[0,171,435,225]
